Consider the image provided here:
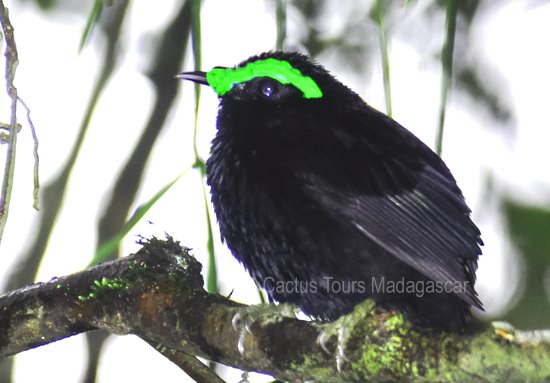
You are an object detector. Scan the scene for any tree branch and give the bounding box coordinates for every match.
[1,237,549,382]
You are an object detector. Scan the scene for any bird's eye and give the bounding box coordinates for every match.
[261,82,276,98]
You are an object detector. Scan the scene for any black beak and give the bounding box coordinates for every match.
[176,70,208,85]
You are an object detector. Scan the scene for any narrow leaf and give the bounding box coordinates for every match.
[91,172,186,266]
[79,0,103,52]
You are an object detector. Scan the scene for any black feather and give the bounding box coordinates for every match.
[188,51,482,331]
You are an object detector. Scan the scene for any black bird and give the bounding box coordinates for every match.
[178,51,483,331]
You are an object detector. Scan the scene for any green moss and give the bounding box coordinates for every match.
[349,306,439,381]
[78,276,130,301]
[128,259,147,272]
[357,330,406,378]
[174,254,189,270]
[384,314,406,332]
[449,331,550,382]
[293,353,336,382]
[282,303,550,382]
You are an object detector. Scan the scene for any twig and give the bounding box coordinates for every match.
[17,97,39,210]
[0,0,20,243]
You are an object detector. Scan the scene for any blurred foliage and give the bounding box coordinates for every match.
[435,0,457,155]
[502,198,550,329]
[189,0,219,295]
[91,173,185,267]
[275,0,286,50]
[32,0,56,11]
[433,0,513,127]
[290,0,374,72]
[89,2,192,381]
[370,0,393,117]
[18,0,88,13]
[456,67,513,123]
[439,0,480,23]
[289,0,512,130]
[79,0,103,51]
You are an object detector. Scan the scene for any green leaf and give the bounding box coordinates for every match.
[90,172,186,267]
[370,0,392,117]
[79,0,103,52]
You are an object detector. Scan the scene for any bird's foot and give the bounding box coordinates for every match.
[316,300,381,373]
[231,303,298,356]
[318,317,352,373]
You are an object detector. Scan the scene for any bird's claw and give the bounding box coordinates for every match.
[317,321,351,373]
[231,304,298,357]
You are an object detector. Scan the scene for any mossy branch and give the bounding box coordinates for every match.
[0,238,549,382]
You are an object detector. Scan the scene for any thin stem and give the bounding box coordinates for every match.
[191,0,202,160]
[190,0,218,294]
[435,0,457,156]
[276,0,287,51]
[373,0,392,117]
[0,0,20,244]
[18,97,39,210]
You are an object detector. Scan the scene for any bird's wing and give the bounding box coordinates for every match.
[300,109,483,308]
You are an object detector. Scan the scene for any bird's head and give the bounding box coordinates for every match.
[177,51,363,112]
[177,51,371,164]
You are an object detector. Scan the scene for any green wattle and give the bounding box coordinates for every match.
[206,58,323,99]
